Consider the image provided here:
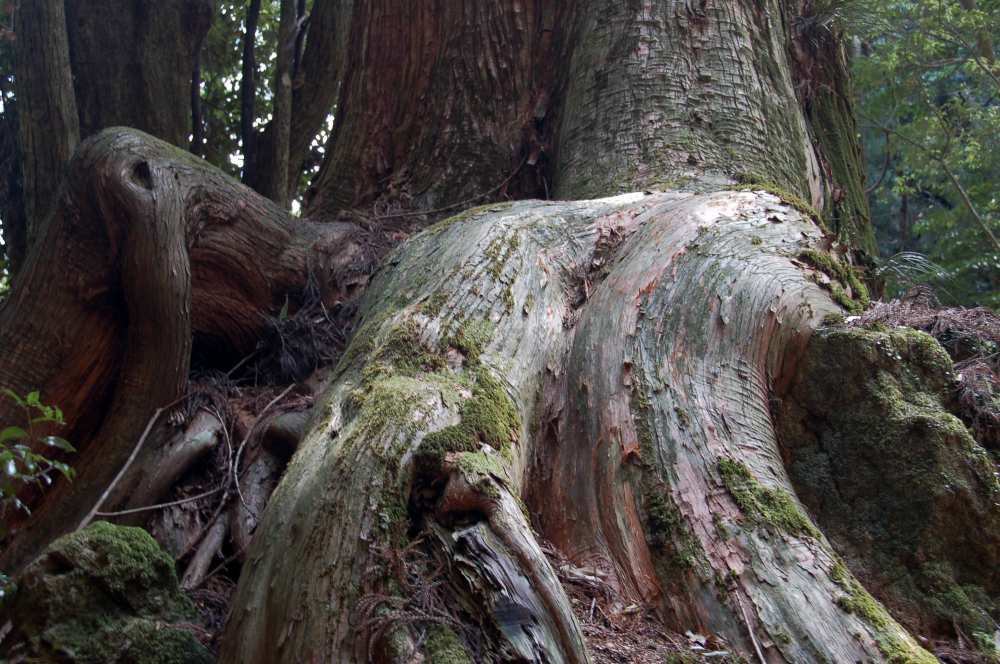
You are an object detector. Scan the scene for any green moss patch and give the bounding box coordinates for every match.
[829,561,938,664]
[416,368,520,477]
[642,487,703,579]
[425,201,515,235]
[1,522,211,663]
[735,173,829,234]
[424,625,473,664]
[445,318,494,365]
[717,459,820,538]
[798,249,870,314]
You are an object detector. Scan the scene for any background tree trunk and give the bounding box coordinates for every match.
[265,0,296,206]
[240,0,263,187]
[306,0,566,217]
[63,0,212,145]
[13,0,78,245]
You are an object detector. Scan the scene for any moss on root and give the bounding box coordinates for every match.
[735,173,829,234]
[445,318,494,365]
[829,561,938,664]
[642,487,703,577]
[798,248,870,314]
[1,522,211,663]
[627,366,710,585]
[424,625,473,664]
[779,326,1000,657]
[425,201,516,235]
[717,459,820,538]
[416,367,520,477]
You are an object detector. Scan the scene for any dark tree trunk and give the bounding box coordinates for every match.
[63,0,212,145]
[240,0,263,186]
[191,29,207,155]
[13,0,78,243]
[0,99,25,276]
[306,0,566,217]
[266,0,296,207]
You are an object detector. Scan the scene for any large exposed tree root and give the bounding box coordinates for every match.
[219,192,960,663]
[2,130,996,663]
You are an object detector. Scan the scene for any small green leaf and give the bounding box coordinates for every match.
[0,426,28,444]
[51,461,74,479]
[2,389,23,407]
[43,436,75,452]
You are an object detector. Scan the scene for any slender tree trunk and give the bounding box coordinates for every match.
[240,0,263,186]
[268,0,296,206]
[191,31,207,155]
[251,0,352,199]
[0,95,25,276]
[900,192,911,252]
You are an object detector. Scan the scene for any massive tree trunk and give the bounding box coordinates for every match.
[1,1,996,663]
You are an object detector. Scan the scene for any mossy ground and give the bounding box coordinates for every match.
[1,522,211,663]
[779,326,1000,658]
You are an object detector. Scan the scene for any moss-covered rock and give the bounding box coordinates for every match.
[777,327,1000,655]
[0,521,212,663]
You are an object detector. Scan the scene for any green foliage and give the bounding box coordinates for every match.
[854,0,1000,307]
[0,390,73,606]
[0,389,74,523]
